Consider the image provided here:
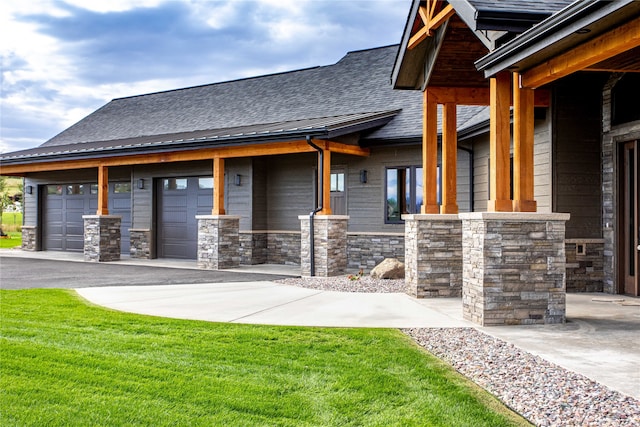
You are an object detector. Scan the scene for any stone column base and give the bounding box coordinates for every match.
[21,226,38,251]
[404,214,462,298]
[299,215,348,277]
[130,229,152,259]
[460,212,569,326]
[83,215,121,262]
[197,215,240,270]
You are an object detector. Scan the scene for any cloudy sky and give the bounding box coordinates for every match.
[0,0,411,154]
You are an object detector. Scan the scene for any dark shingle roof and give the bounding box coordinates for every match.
[43,45,423,148]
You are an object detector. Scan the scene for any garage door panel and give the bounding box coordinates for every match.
[44,182,131,253]
[158,176,213,259]
[65,198,85,209]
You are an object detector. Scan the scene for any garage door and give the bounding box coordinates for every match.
[157,177,213,259]
[43,183,131,253]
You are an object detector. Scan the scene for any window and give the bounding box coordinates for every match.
[330,172,344,192]
[47,185,62,195]
[163,178,188,190]
[198,177,214,190]
[66,184,84,195]
[386,166,431,223]
[114,183,131,193]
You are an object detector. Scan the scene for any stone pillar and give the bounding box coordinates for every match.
[83,215,121,262]
[299,215,348,277]
[404,214,462,297]
[21,226,38,251]
[197,215,240,270]
[460,212,570,326]
[130,229,152,259]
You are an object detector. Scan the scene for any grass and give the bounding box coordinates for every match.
[1,211,22,232]
[0,289,530,426]
[0,232,21,248]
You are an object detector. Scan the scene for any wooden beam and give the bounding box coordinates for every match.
[428,4,455,32]
[512,73,537,212]
[212,157,225,215]
[320,149,332,215]
[418,6,430,26]
[422,89,440,214]
[426,86,550,106]
[522,16,640,89]
[97,165,109,215]
[0,139,369,176]
[408,27,430,50]
[440,103,458,214]
[487,72,513,212]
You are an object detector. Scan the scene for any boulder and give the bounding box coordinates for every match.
[370,258,405,279]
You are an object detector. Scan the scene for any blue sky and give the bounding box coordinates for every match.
[0,0,411,153]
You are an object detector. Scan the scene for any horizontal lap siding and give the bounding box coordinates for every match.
[472,115,552,213]
[553,74,605,239]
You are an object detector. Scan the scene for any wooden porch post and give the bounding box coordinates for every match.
[320,148,332,215]
[212,157,225,215]
[513,73,537,212]
[422,89,440,214]
[440,102,458,214]
[97,165,109,215]
[487,71,513,212]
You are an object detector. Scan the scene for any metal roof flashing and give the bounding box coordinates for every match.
[475,0,639,77]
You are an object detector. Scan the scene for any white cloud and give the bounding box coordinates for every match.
[61,0,168,13]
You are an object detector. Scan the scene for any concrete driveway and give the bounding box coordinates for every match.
[1,250,639,399]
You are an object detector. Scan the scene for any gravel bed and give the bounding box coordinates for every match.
[275,276,407,293]
[404,327,640,427]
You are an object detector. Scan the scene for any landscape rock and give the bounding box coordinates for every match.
[370,258,405,279]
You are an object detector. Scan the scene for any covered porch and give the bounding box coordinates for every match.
[393,0,640,325]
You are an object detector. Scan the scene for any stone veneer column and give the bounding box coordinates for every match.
[404,214,462,297]
[196,215,240,270]
[299,215,348,277]
[129,229,152,259]
[460,212,570,326]
[83,215,121,262]
[21,226,38,251]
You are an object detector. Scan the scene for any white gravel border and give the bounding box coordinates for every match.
[278,277,640,426]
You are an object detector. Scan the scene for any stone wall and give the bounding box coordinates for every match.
[21,226,38,251]
[404,215,462,298]
[197,215,240,270]
[460,213,569,326]
[268,232,301,265]
[347,232,404,271]
[129,229,152,259]
[565,239,605,292]
[299,215,348,277]
[83,215,121,262]
[239,232,267,265]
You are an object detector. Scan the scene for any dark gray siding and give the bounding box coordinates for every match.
[252,158,268,230]
[266,154,316,231]
[471,113,552,212]
[552,74,606,239]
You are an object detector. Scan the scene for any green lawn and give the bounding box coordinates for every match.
[0,290,529,426]
[0,232,21,248]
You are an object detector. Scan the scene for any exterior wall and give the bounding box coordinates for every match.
[565,239,605,293]
[347,232,405,271]
[471,114,552,213]
[552,74,605,239]
[196,215,240,270]
[602,74,640,294]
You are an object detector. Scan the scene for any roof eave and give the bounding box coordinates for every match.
[475,0,638,77]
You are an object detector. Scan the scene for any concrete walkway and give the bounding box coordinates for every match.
[2,249,639,400]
